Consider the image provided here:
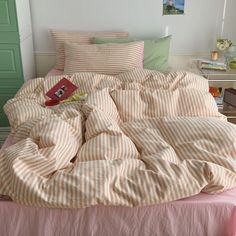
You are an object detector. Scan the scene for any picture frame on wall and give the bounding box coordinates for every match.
[163,0,185,15]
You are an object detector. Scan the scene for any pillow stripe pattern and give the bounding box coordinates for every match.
[51,30,129,70]
[64,41,144,76]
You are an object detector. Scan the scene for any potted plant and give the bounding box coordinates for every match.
[216,39,236,69]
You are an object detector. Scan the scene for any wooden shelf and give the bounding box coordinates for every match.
[219,103,236,124]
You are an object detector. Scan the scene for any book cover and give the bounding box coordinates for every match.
[200,63,227,69]
[200,66,227,71]
[201,61,226,67]
[199,58,227,66]
[46,78,78,101]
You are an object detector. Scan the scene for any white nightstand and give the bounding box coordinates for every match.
[200,68,236,89]
[188,60,236,124]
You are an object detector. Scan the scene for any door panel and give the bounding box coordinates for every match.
[0,93,17,108]
[0,0,18,31]
[0,44,23,79]
[0,31,19,43]
[0,113,9,126]
[0,87,19,127]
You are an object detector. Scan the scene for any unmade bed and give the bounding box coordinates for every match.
[1,68,236,236]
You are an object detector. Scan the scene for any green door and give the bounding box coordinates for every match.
[0,87,19,126]
[0,44,23,81]
[0,44,23,126]
[0,0,23,127]
[0,0,18,31]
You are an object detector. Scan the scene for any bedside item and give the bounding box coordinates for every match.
[216,39,232,51]
[209,86,222,97]
[224,45,236,69]
[189,59,236,124]
[211,51,219,61]
[223,88,236,107]
[215,38,232,61]
[229,60,236,69]
[216,39,236,68]
[220,103,236,124]
[198,58,227,71]
[209,86,224,109]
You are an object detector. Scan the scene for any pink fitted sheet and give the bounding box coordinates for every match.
[1,136,236,236]
[46,68,64,77]
[0,193,236,236]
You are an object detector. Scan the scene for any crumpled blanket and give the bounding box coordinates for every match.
[0,69,235,208]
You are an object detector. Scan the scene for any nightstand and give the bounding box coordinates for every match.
[201,68,236,124]
[219,103,236,124]
[188,60,236,124]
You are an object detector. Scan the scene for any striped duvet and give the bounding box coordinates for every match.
[0,69,236,208]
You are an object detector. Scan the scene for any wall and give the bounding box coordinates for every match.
[223,0,236,42]
[29,0,235,76]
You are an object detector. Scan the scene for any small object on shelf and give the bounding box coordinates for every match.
[216,39,232,51]
[209,86,223,97]
[211,51,219,61]
[209,86,225,109]
[200,66,227,71]
[229,60,236,69]
[223,88,236,108]
[198,58,227,71]
[199,58,226,66]
[224,45,236,68]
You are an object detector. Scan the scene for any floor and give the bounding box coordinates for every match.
[0,127,10,147]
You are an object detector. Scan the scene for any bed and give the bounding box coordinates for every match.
[1,31,236,236]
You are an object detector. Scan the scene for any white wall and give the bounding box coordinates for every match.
[223,0,236,42]
[30,0,231,53]
[29,0,236,75]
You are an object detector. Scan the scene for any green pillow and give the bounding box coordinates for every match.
[92,36,172,72]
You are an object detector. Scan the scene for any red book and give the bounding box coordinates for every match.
[46,78,77,101]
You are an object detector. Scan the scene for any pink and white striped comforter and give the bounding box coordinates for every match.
[0,69,236,208]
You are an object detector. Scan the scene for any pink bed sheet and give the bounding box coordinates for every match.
[1,138,236,236]
[46,68,64,77]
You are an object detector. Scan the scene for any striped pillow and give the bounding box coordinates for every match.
[64,41,144,76]
[51,30,129,70]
